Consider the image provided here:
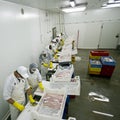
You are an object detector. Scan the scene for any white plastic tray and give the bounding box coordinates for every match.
[51,64,74,82]
[50,76,80,95]
[31,88,67,120]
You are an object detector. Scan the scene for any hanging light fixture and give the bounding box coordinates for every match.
[102,3,120,8]
[108,0,114,3]
[102,0,120,8]
[62,6,86,13]
[61,2,87,13]
[70,0,76,7]
[115,0,120,3]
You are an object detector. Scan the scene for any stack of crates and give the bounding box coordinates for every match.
[88,50,109,75]
[100,56,116,77]
[88,59,102,75]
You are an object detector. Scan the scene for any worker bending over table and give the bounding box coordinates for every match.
[27,63,44,94]
[39,50,53,80]
[3,66,36,120]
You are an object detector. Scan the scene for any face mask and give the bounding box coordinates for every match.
[43,54,46,57]
[30,68,36,73]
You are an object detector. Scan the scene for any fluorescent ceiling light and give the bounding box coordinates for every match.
[102,3,120,8]
[108,0,120,3]
[102,0,120,8]
[70,0,75,7]
[108,0,114,3]
[62,6,86,13]
[115,0,120,3]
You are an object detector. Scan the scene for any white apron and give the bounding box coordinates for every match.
[41,56,49,80]
[41,65,48,80]
[10,79,26,120]
[28,73,38,94]
[28,73,38,89]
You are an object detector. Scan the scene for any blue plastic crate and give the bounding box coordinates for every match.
[101,56,116,66]
[89,59,102,68]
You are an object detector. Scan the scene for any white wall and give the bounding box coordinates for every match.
[99,21,120,48]
[39,10,60,47]
[0,0,60,119]
[64,8,120,49]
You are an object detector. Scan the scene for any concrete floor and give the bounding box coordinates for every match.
[7,49,120,120]
[68,49,120,120]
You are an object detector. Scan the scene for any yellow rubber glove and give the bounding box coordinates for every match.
[54,54,58,59]
[60,39,64,46]
[30,85,32,90]
[38,82,44,91]
[49,62,53,69]
[42,63,49,67]
[13,101,25,111]
[28,95,35,104]
[55,49,58,53]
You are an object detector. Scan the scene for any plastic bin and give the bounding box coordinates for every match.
[88,66,101,72]
[88,65,101,75]
[88,60,102,75]
[100,56,116,77]
[101,56,116,66]
[90,50,109,56]
[89,53,101,60]
[88,71,101,75]
[89,59,102,68]
[101,65,115,77]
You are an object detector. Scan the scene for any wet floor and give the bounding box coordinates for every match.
[7,49,120,120]
[68,49,120,120]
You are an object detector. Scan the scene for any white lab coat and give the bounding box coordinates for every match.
[39,52,52,80]
[3,73,30,120]
[45,45,54,57]
[27,69,42,93]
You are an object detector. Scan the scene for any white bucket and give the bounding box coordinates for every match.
[68,117,76,120]
[75,56,81,62]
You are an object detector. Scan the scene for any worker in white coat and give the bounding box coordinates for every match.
[39,51,53,80]
[27,63,44,93]
[46,44,58,58]
[3,66,36,120]
[46,44,54,57]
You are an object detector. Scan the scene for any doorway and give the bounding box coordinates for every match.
[98,22,120,49]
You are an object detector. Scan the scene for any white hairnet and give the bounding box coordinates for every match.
[29,63,38,70]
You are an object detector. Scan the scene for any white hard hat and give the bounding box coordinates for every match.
[17,66,29,79]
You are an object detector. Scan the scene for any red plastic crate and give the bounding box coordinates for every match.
[100,65,115,77]
[90,50,109,56]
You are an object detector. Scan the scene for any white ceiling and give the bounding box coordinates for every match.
[3,0,108,12]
